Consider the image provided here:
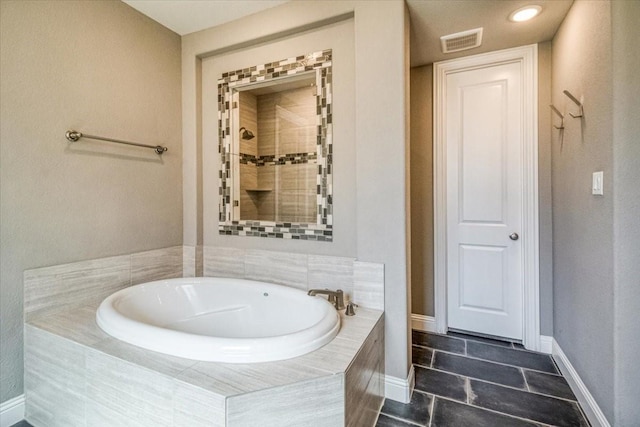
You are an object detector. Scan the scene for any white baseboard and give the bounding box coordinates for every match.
[385,365,415,404]
[0,394,25,427]
[552,339,611,427]
[539,335,553,354]
[411,314,437,332]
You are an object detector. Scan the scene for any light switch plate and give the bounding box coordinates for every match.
[592,171,604,195]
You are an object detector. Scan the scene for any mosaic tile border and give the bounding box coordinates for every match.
[218,50,333,241]
[239,152,318,166]
[220,222,332,241]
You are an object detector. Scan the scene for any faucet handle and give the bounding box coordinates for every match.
[334,289,345,310]
[345,301,358,316]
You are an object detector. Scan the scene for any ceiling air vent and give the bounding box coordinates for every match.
[440,28,483,54]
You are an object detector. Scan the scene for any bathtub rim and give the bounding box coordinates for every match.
[95,277,341,363]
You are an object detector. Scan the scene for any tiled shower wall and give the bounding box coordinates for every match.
[239,86,317,223]
[239,91,259,220]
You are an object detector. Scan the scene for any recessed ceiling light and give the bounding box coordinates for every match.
[509,5,542,22]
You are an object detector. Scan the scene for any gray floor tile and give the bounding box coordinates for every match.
[469,379,589,427]
[10,422,34,427]
[408,331,588,427]
[524,370,576,400]
[381,391,432,426]
[433,351,526,389]
[414,366,467,402]
[431,397,538,427]
[412,331,466,355]
[376,413,417,427]
[466,341,558,374]
[412,345,433,367]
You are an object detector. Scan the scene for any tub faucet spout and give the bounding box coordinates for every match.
[307,289,345,310]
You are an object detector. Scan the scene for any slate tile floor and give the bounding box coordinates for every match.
[377,330,590,427]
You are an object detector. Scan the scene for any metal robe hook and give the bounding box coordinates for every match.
[562,90,584,118]
[549,105,565,130]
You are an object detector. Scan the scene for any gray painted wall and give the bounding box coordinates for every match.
[551,0,615,421]
[200,20,357,256]
[0,1,182,403]
[611,1,640,425]
[409,45,554,336]
[182,1,411,386]
[553,2,640,423]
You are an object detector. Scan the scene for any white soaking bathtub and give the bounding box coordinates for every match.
[96,277,340,363]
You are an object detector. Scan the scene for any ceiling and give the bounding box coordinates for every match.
[121,0,288,36]
[407,0,572,66]
[122,0,573,67]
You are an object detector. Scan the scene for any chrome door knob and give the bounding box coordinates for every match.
[509,232,519,241]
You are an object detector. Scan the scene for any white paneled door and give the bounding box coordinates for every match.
[444,60,524,340]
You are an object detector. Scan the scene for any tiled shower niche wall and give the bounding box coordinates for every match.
[239,91,259,219]
[239,87,317,223]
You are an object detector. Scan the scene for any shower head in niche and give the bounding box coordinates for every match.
[239,127,255,140]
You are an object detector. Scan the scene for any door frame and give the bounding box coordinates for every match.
[433,44,541,351]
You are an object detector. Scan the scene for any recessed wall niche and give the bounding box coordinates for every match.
[218,50,333,241]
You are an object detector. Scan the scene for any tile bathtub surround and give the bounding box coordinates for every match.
[308,254,354,293]
[202,246,385,309]
[244,249,309,290]
[24,326,86,426]
[131,246,184,284]
[376,331,589,427]
[23,246,184,321]
[345,315,385,427]
[24,301,384,427]
[23,255,130,322]
[353,261,385,311]
[182,245,196,277]
[202,246,246,278]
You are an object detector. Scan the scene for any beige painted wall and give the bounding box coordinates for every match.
[409,65,434,317]
[0,0,182,402]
